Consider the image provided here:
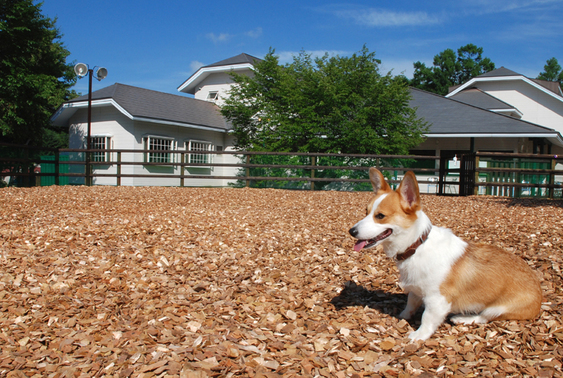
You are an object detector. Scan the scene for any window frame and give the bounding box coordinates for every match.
[186,140,214,166]
[206,91,219,102]
[89,135,112,163]
[144,135,177,164]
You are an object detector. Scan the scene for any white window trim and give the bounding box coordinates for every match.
[90,135,113,163]
[186,139,214,167]
[144,135,177,164]
[206,91,219,102]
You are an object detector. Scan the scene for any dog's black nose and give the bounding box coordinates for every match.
[349,227,358,237]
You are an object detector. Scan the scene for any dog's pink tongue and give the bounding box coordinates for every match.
[354,240,366,252]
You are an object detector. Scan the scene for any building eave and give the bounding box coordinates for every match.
[446,76,563,103]
[51,99,229,133]
[177,63,254,94]
[426,132,563,148]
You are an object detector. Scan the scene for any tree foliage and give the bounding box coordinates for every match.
[221,47,427,155]
[410,44,495,95]
[537,57,563,90]
[0,0,76,145]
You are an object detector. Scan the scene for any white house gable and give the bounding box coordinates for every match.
[192,72,241,105]
[178,53,260,106]
[447,68,563,137]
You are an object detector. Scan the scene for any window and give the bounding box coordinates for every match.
[144,136,176,163]
[90,136,112,162]
[187,140,213,165]
[207,91,219,102]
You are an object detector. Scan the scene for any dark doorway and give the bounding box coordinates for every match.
[438,150,470,195]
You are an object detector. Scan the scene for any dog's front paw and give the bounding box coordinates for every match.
[408,329,432,341]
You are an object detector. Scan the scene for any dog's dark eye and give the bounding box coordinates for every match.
[375,213,385,220]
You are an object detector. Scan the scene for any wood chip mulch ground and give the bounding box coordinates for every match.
[0,186,562,378]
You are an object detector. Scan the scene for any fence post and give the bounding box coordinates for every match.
[116,152,121,186]
[310,156,316,191]
[515,158,521,198]
[245,154,250,188]
[55,150,60,186]
[180,153,185,187]
[549,157,556,199]
[23,147,30,187]
[85,150,91,186]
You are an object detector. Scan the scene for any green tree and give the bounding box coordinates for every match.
[537,57,563,90]
[221,46,427,155]
[0,0,76,145]
[411,44,495,95]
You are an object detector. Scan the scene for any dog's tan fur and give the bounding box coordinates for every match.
[440,243,542,321]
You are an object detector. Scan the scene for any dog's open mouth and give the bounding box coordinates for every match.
[353,229,393,251]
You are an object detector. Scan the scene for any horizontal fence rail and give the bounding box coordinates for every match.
[1,142,562,198]
[468,152,563,198]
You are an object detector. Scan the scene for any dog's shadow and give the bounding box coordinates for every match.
[330,281,422,327]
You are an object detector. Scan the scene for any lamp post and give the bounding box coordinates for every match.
[74,63,108,186]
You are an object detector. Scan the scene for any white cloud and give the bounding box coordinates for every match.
[190,60,204,72]
[464,0,562,15]
[205,28,262,44]
[334,8,443,27]
[245,27,263,38]
[206,32,232,44]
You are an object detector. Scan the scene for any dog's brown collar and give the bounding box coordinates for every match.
[396,228,431,262]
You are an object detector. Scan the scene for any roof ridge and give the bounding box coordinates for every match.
[204,53,262,68]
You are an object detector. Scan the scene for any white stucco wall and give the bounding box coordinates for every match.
[68,106,134,185]
[477,80,563,135]
[67,106,239,187]
[130,120,237,187]
[193,69,254,106]
[193,72,236,106]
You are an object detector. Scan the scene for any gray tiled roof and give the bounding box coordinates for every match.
[69,84,230,131]
[204,53,262,68]
[531,79,563,95]
[409,87,556,135]
[476,67,520,77]
[60,84,558,139]
[448,88,517,111]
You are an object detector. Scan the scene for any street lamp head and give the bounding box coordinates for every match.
[74,63,108,81]
[95,67,108,81]
[74,63,89,77]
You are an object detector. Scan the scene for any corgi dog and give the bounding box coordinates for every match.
[349,168,542,341]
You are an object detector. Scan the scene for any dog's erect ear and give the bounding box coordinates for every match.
[369,168,391,194]
[398,171,421,213]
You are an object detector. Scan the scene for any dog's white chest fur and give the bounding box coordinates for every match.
[395,225,467,296]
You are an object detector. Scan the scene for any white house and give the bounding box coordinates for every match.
[51,54,563,187]
[51,54,262,186]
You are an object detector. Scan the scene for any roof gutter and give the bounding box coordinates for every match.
[427,132,563,147]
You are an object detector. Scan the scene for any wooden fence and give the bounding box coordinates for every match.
[1,143,562,198]
[461,152,563,198]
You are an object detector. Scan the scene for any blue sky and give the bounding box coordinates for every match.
[41,0,563,96]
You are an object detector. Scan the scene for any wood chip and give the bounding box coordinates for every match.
[0,186,562,376]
